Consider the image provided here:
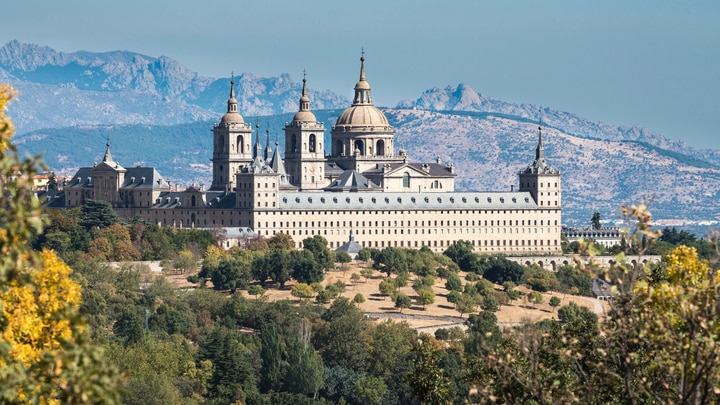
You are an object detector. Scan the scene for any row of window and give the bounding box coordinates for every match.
[285,195,531,205]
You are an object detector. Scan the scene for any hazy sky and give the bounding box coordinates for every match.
[2,0,718,149]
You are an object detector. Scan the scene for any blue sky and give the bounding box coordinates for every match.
[2,0,718,149]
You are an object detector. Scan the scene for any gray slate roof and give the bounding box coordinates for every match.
[279,191,537,210]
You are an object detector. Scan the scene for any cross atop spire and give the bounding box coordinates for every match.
[359,48,366,81]
[103,135,114,163]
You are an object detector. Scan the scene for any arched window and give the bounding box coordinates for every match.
[191,195,196,207]
[335,140,344,156]
[309,134,316,152]
[402,172,410,188]
[237,136,244,153]
[354,140,365,155]
[219,135,225,152]
[291,134,298,153]
[376,139,385,156]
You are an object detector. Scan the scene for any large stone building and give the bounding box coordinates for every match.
[53,55,563,254]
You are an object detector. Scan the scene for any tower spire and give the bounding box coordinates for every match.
[227,73,238,113]
[536,125,545,162]
[359,48,366,81]
[353,49,372,105]
[103,135,113,163]
[299,70,310,112]
[264,127,272,161]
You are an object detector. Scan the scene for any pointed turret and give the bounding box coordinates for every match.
[220,75,244,125]
[264,129,272,162]
[292,71,317,123]
[103,138,114,163]
[524,126,556,174]
[253,123,263,160]
[535,126,545,164]
[353,50,373,105]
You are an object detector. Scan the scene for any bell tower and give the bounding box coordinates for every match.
[283,72,327,190]
[518,126,561,209]
[210,76,253,192]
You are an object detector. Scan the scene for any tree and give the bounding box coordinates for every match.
[373,247,408,277]
[528,291,544,308]
[291,283,315,301]
[446,290,461,308]
[444,240,479,273]
[549,296,561,312]
[336,251,352,263]
[360,267,374,281]
[353,293,365,305]
[444,273,462,292]
[302,235,335,270]
[351,273,362,284]
[394,293,412,313]
[591,211,602,230]
[352,376,387,405]
[284,320,325,398]
[482,255,526,285]
[417,288,435,309]
[405,341,454,405]
[455,293,477,317]
[291,249,325,284]
[358,249,372,262]
[247,284,266,299]
[0,85,121,403]
[79,199,121,230]
[314,298,371,373]
[268,232,295,250]
[267,248,292,288]
[379,278,396,300]
[481,292,499,312]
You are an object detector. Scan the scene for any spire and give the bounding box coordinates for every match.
[535,126,545,162]
[227,73,238,113]
[299,70,310,111]
[103,136,113,163]
[353,49,372,105]
[359,48,366,82]
[264,128,272,161]
[253,122,262,159]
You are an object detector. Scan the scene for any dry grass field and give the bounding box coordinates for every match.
[161,261,606,331]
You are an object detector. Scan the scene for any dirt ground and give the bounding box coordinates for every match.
[160,262,606,331]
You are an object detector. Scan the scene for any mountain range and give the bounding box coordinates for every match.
[2,40,719,228]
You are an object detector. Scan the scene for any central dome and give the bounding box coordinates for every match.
[335,104,389,127]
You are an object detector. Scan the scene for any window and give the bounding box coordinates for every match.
[309,134,316,152]
[402,172,410,188]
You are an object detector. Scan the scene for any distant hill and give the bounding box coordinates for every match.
[0,40,348,134]
[5,40,720,226]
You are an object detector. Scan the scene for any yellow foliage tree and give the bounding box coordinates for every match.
[0,84,120,403]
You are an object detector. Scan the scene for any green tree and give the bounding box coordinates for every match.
[482,255,526,285]
[455,293,477,317]
[444,273,462,291]
[591,211,602,230]
[394,293,412,313]
[481,292,499,312]
[379,278,396,300]
[528,291,544,308]
[268,232,295,250]
[446,290,461,308]
[79,199,121,230]
[405,341,454,405]
[284,320,325,398]
[314,298,371,373]
[549,296,561,312]
[291,249,325,284]
[247,284,266,299]
[417,288,435,309]
[291,282,315,300]
[353,293,365,305]
[358,248,372,262]
[373,247,408,277]
[352,376,387,405]
[302,235,335,270]
[336,251,352,263]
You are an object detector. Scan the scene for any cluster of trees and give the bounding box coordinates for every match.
[33,199,216,263]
